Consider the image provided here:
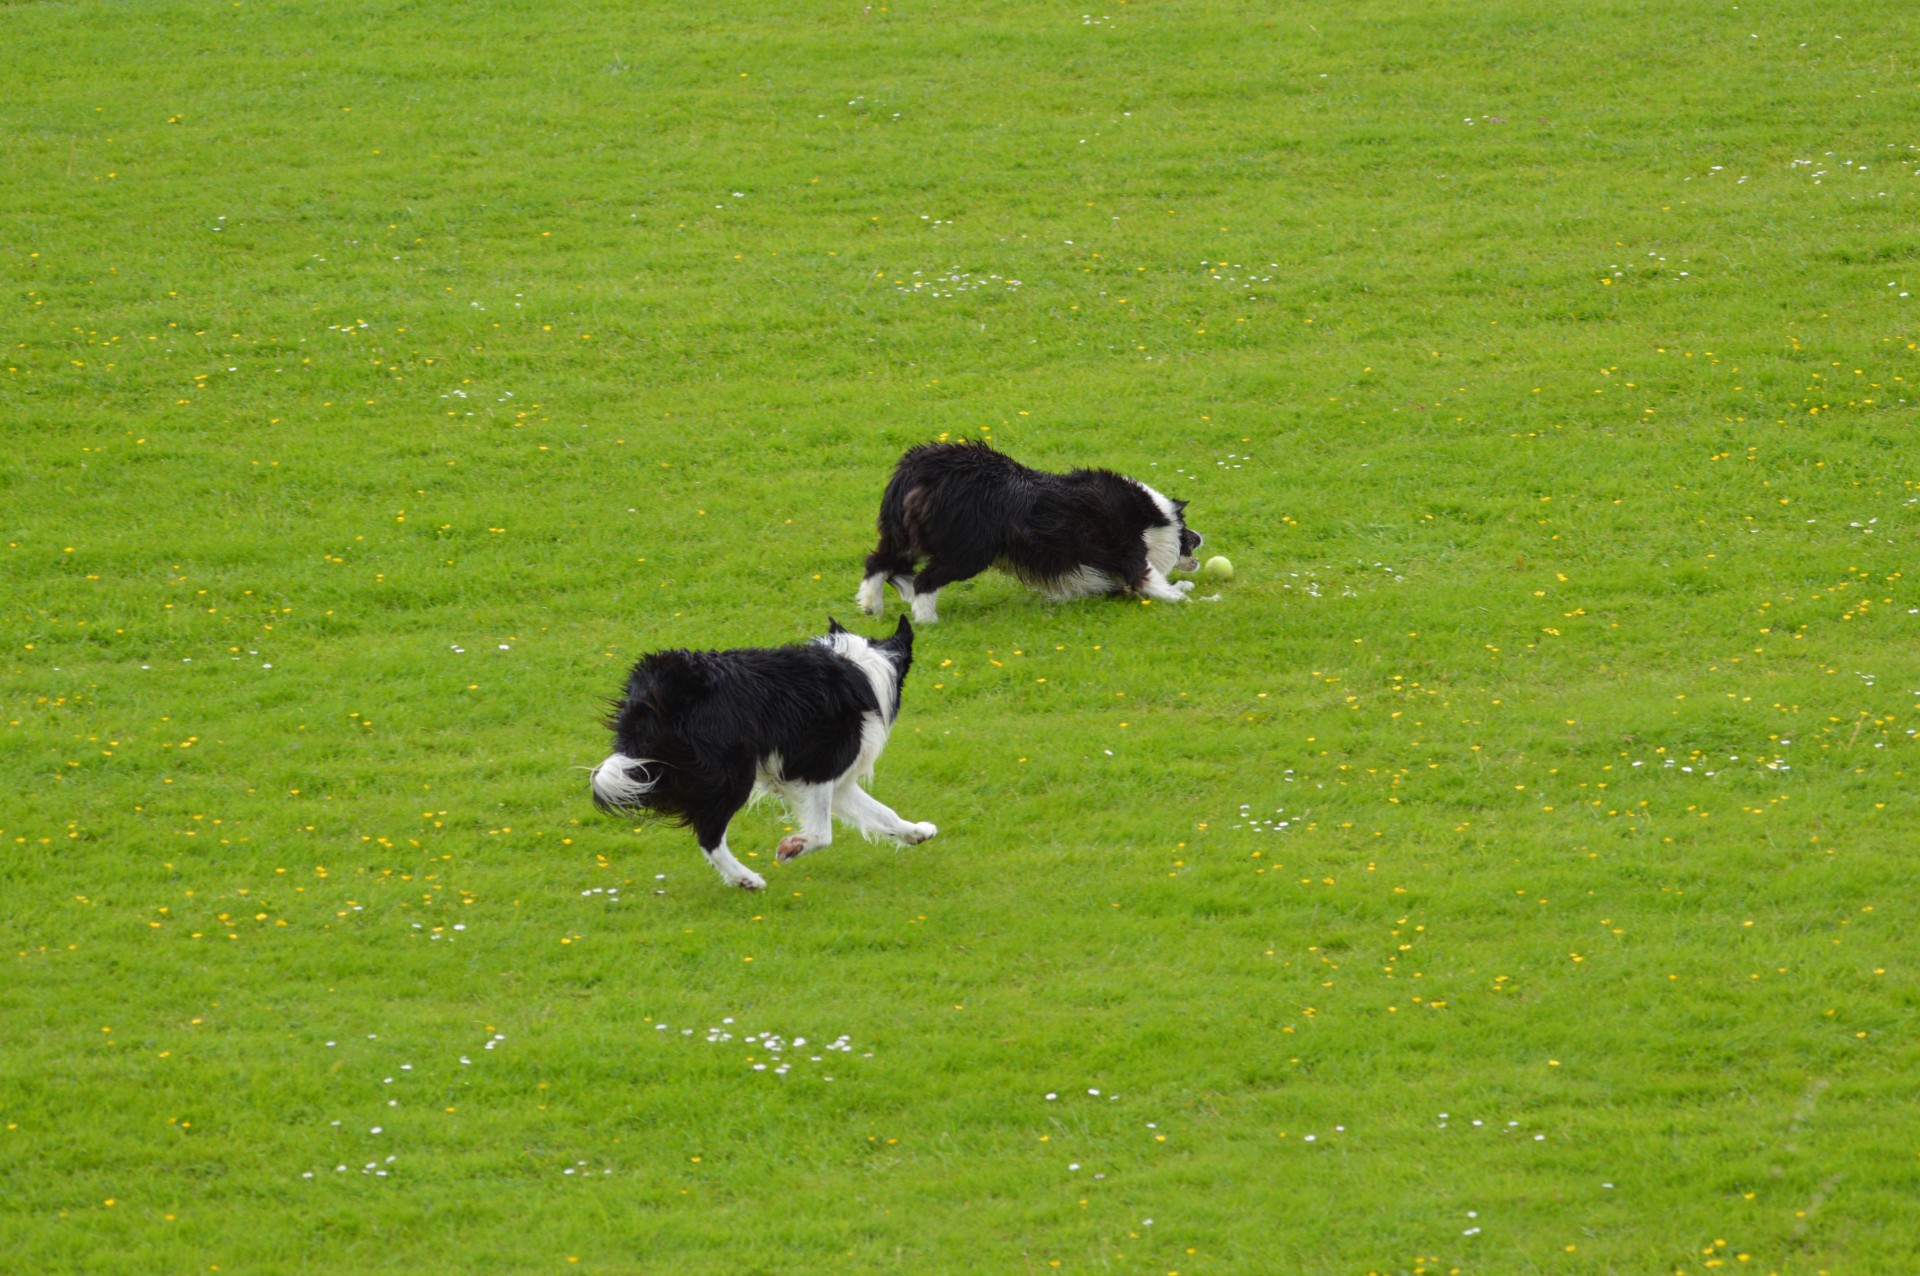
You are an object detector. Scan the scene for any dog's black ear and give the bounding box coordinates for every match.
[1173,497,1189,514]
[891,615,914,647]
[827,617,848,635]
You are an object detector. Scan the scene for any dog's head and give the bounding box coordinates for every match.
[876,613,915,664]
[1171,498,1203,572]
[825,616,914,721]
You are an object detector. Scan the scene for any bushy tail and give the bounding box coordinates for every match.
[590,752,662,813]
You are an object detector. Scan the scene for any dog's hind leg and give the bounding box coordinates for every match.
[859,542,916,617]
[691,771,764,890]
[908,544,995,624]
[909,568,971,622]
[699,833,764,890]
[833,779,937,846]
[775,782,835,863]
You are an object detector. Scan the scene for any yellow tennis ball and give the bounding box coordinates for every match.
[1203,555,1233,581]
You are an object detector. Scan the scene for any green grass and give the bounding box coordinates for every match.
[4,0,1918,1271]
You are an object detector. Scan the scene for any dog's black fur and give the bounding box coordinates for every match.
[857,440,1202,620]
[590,617,929,889]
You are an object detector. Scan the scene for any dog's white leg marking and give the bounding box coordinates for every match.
[1139,566,1191,603]
[855,573,887,617]
[834,780,937,845]
[910,589,940,624]
[704,836,765,890]
[890,575,917,602]
[1173,578,1196,594]
[775,783,835,862]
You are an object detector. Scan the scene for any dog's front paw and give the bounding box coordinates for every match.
[900,822,937,845]
[1173,579,1196,593]
[729,868,767,890]
[775,834,816,863]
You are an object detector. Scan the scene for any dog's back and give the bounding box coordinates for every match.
[879,440,1146,553]
[879,440,1033,558]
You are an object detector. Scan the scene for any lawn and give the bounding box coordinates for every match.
[3,0,1917,1272]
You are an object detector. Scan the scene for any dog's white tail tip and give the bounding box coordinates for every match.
[590,753,660,810]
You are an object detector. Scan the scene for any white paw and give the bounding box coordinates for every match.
[726,868,766,890]
[910,598,939,624]
[855,578,884,616]
[1174,579,1196,593]
[900,822,937,845]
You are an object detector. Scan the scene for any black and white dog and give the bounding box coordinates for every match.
[855,441,1203,623]
[589,618,936,890]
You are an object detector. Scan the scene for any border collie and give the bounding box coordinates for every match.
[589,617,936,890]
[855,440,1203,623]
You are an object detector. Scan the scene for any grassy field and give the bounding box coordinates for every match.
[4,0,1918,1271]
